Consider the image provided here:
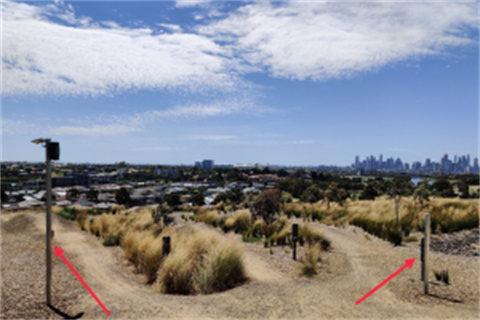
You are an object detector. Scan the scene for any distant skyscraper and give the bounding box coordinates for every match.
[202,159,214,170]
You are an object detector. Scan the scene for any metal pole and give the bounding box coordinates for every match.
[45,140,52,305]
[424,213,430,295]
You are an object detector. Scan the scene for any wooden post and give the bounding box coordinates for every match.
[424,213,430,295]
[162,236,171,256]
[45,141,52,305]
[292,224,298,260]
[420,237,425,282]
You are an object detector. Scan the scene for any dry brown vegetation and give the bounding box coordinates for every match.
[86,207,247,294]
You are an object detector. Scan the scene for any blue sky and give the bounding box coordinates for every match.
[1,0,479,166]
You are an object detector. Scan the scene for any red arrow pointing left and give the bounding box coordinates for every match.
[54,246,111,316]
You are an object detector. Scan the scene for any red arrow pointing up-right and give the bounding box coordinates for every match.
[356,258,415,305]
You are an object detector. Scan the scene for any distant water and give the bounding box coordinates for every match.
[411,177,433,186]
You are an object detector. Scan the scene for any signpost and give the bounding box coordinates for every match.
[292,223,298,260]
[32,138,60,305]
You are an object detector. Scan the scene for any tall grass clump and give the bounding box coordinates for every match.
[301,245,321,277]
[156,228,247,294]
[223,211,252,234]
[299,224,331,250]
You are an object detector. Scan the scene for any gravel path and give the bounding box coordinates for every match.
[1,210,479,319]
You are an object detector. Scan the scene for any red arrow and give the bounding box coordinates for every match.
[54,246,111,316]
[356,258,415,305]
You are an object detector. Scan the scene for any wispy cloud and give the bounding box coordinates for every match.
[1,119,36,135]
[198,2,477,81]
[46,98,271,136]
[48,124,139,136]
[132,146,178,151]
[189,135,237,141]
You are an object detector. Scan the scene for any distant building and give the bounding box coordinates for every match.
[202,160,214,170]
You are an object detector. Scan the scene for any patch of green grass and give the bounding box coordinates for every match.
[242,237,262,243]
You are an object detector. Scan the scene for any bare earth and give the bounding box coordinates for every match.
[1,210,479,319]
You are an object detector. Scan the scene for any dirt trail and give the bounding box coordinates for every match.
[5,212,479,319]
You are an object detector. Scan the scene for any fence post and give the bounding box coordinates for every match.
[420,237,425,282]
[292,224,298,260]
[424,213,430,295]
[162,236,171,256]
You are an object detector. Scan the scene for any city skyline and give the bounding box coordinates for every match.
[2,1,478,166]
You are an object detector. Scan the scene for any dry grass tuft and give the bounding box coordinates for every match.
[223,211,252,234]
[301,245,321,277]
[156,228,247,294]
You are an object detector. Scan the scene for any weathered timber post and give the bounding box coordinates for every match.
[420,237,425,282]
[162,236,171,256]
[423,213,431,295]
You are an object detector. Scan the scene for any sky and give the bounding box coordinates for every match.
[1,0,479,166]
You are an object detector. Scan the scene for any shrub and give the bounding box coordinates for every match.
[103,236,118,247]
[56,206,79,220]
[299,225,330,250]
[301,245,320,277]
[385,224,403,246]
[223,211,251,234]
[403,235,418,242]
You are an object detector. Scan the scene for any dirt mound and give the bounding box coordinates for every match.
[1,214,36,234]
[430,228,479,257]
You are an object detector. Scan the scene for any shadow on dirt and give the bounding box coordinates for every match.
[48,304,84,319]
[427,294,463,304]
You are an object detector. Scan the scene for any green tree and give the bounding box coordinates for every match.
[115,187,130,205]
[300,184,323,203]
[164,192,181,207]
[413,183,431,209]
[66,188,79,202]
[1,190,9,203]
[325,182,348,209]
[387,177,413,222]
[191,192,205,206]
[359,182,379,201]
[251,189,281,224]
[86,189,99,202]
[459,183,470,199]
[432,179,451,195]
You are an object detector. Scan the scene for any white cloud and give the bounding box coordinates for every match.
[48,123,139,136]
[157,23,182,32]
[175,1,210,8]
[198,2,477,81]
[3,1,476,98]
[2,1,242,96]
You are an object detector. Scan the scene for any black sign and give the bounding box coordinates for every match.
[47,142,60,160]
[292,223,298,242]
